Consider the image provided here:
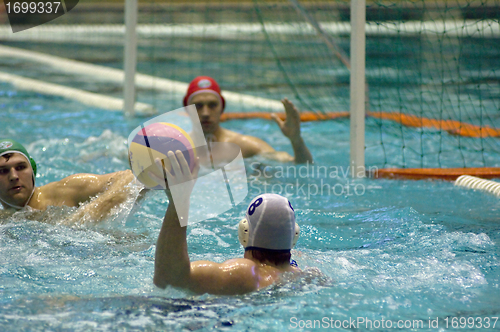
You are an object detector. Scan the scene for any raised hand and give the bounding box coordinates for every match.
[148,150,199,202]
[270,98,302,143]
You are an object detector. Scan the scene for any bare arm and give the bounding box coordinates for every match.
[270,98,313,164]
[153,150,198,289]
[239,99,313,163]
[56,170,137,224]
[152,151,258,295]
[154,200,258,294]
[153,193,191,289]
[236,135,293,162]
[51,170,134,205]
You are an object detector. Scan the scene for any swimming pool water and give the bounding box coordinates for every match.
[1,82,500,331]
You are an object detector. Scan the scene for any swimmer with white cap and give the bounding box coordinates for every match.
[153,150,300,295]
[0,138,139,224]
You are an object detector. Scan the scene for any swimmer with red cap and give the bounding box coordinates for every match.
[0,138,139,224]
[184,76,313,164]
[153,150,301,295]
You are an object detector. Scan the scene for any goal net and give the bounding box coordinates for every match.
[1,0,499,173]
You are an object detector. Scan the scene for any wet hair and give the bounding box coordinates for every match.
[246,247,291,266]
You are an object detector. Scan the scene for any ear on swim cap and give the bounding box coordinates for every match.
[0,138,37,177]
[238,194,299,250]
[238,217,299,249]
[238,218,250,247]
[183,76,226,112]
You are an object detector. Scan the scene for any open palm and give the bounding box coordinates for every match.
[271,98,301,141]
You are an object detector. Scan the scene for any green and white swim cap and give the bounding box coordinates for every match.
[0,138,37,176]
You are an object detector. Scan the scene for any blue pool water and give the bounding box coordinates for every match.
[1,80,500,331]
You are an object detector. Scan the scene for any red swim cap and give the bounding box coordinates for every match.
[183,76,226,111]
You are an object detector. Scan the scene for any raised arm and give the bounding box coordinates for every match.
[152,151,258,295]
[153,187,191,289]
[230,99,313,163]
[153,150,198,289]
[269,98,313,164]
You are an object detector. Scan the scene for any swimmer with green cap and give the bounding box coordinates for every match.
[0,139,37,209]
[0,138,139,223]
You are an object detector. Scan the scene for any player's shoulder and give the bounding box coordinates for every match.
[221,258,282,285]
[219,258,262,281]
[39,173,104,198]
[31,176,82,208]
[34,173,91,200]
[51,171,130,187]
[55,173,99,187]
[222,129,264,144]
[220,128,274,157]
[221,257,258,268]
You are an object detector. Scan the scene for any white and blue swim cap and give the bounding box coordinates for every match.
[238,194,299,250]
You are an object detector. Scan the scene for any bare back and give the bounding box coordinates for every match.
[183,257,298,295]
